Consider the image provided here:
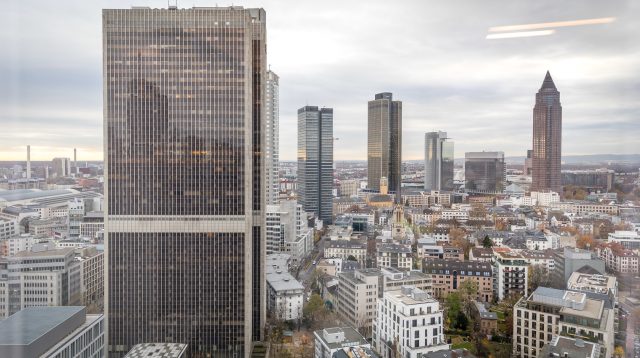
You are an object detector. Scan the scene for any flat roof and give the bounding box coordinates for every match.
[125,343,188,358]
[0,306,84,345]
[0,189,74,202]
[314,327,368,350]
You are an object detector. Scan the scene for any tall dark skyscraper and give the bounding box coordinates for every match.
[297,106,333,224]
[532,71,562,193]
[464,151,506,194]
[424,131,454,191]
[367,92,402,200]
[103,7,266,357]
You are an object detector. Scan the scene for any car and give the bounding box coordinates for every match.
[312,260,317,265]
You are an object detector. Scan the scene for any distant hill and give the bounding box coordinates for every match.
[503,154,640,165]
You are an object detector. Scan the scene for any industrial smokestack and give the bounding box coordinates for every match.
[74,148,77,175]
[27,145,31,179]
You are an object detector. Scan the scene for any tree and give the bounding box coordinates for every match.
[445,291,462,326]
[303,294,324,325]
[450,228,472,259]
[346,255,357,262]
[576,234,597,250]
[482,235,493,248]
[528,264,550,292]
[613,346,625,358]
[459,279,479,315]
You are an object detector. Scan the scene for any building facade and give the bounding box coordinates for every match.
[103,7,266,356]
[265,70,280,205]
[531,71,562,193]
[298,106,334,224]
[424,131,454,191]
[422,259,494,302]
[513,287,613,358]
[368,92,402,200]
[373,286,449,358]
[0,306,104,358]
[464,151,506,194]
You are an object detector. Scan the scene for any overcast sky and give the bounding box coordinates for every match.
[1,0,638,161]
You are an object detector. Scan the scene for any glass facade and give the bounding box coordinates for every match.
[103,7,266,357]
[464,151,506,194]
[367,92,402,199]
[424,131,454,191]
[532,71,562,193]
[297,106,333,224]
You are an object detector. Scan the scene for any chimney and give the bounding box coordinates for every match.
[26,145,31,179]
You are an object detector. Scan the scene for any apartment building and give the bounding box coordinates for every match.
[597,245,639,274]
[422,259,493,302]
[336,268,432,336]
[377,243,413,270]
[373,286,449,358]
[493,250,529,301]
[324,240,367,266]
[513,287,614,358]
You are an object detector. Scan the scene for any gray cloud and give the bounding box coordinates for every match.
[1,0,638,160]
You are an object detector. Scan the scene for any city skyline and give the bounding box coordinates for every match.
[2,0,639,161]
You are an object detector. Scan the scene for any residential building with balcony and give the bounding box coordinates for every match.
[373,286,449,358]
[493,250,529,301]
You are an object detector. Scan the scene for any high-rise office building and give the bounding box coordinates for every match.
[265,70,280,205]
[103,7,266,357]
[464,151,506,194]
[532,71,562,193]
[524,149,533,176]
[52,157,71,178]
[367,92,402,200]
[297,106,333,224]
[424,131,454,191]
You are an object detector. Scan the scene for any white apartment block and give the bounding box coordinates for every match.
[324,240,367,266]
[377,243,413,270]
[440,210,468,222]
[513,287,614,358]
[266,270,304,321]
[597,246,639,274]
[493,250,529,301]
[0,217,18,241]
[529,191,560,207]
[373,286,449,358]
[266,200,313,263]
[336,268,432,336]
[68,198,85,238]
[607,230,640,250]
[1,233,38,257]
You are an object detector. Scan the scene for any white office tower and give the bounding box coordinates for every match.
[265,70,280,205]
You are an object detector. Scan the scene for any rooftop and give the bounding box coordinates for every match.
[541,336,600,358]
[266,272,304,292]
[125,343,188,358]
[473,301,497,320]
[314,327,369,351]
[567,273,616,295]
[0,306,85,346]
[386,286,437,305]
[0,189,74,202]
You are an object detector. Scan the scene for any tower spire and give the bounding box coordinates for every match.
[541,70,556,90]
